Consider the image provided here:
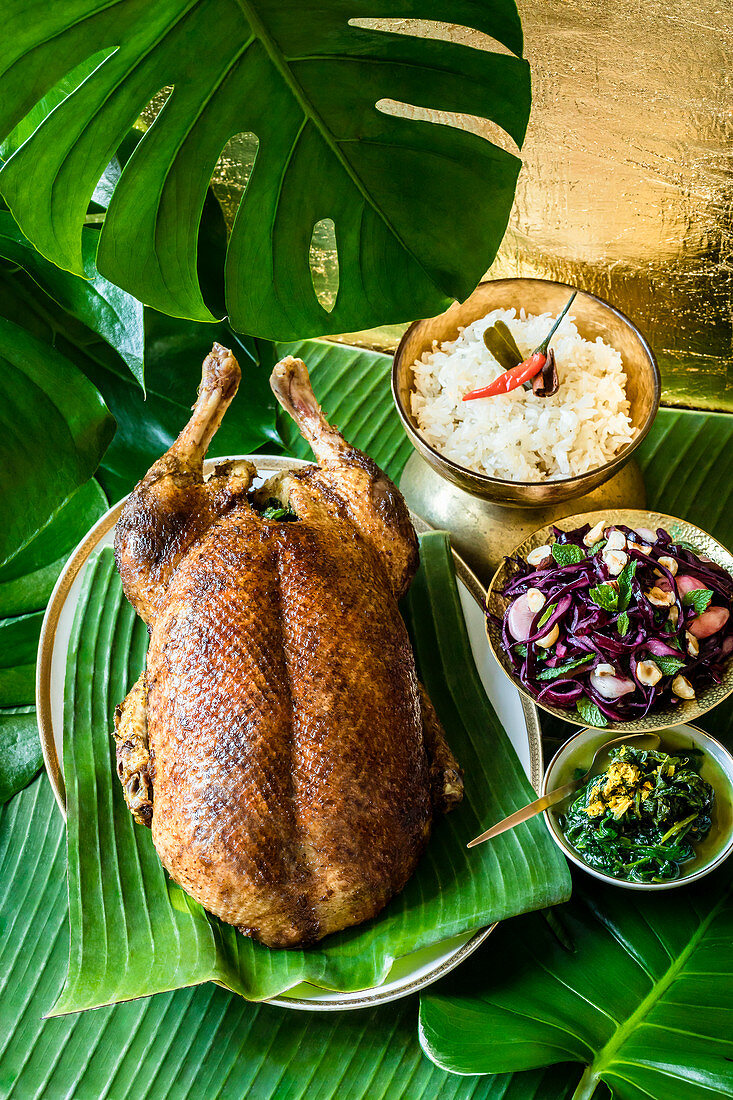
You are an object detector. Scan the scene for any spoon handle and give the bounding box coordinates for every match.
[466,780,578,848]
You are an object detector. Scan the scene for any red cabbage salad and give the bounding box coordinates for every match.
[493,521,733,725]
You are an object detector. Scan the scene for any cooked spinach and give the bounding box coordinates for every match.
[561,744,714,883]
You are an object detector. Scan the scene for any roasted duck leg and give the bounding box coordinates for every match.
[113,346,463,948]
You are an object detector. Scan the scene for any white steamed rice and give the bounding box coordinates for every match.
[410,307,636,482]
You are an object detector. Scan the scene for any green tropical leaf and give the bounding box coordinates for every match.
[54,533,568,1014]
[90,314,280,501]
[0,207,277,502]
[419,875,733,1100]
[0,776,579,1100]
[277,338,412,480]
[636,407,733,749]
[0,53,107,163]
[0,1,530,339]
[0,212,144,386]
[0,480,107,618]
[0,612,43,708]
[0,317,113,570]
[0,707,40,804]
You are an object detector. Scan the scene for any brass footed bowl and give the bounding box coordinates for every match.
[391,278,660,507]
[485,509,733,733]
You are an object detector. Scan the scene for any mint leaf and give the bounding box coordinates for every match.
[652,655,686,677]
[681,588,713,614]
[537,657,593,681]
[515,644,528,658]
[551,542,585,566]
[617,611,630,636]
[590,539,608,556]
[617,559,638,611]
[589,583,618,612]
[537,602,557,628]
[673,540,701,553]
[576,696,609,728]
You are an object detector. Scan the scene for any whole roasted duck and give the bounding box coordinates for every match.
[113,345,463,948]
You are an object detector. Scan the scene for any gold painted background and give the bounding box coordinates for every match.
[156,3,733,410]
[496,0,733,412]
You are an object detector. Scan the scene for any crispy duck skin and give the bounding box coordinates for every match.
[113,346,463,948]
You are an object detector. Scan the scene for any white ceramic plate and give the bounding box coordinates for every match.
[36,456,543,1011]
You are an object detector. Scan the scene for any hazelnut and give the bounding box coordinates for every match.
[636,660,663,687]
[657,555,678,576]
[526,588,546,614]
[647,587,675,608]
[602,549,628,576]
[672,674,696,700]
[536,623,560,649]
[527,544,552,568]
[583,520,606,547]
[605,529,627,552]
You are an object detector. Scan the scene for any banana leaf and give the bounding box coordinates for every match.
[420,405,733,1099]
[53,533,569,1014]
[0,775,580,1099]
[419,875,733,1100]
[0,311,109,792]
[0,612,42,708]
[0,0,529,339]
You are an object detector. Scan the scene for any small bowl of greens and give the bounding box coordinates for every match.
[542,724,733,889]
[485,508,733,732]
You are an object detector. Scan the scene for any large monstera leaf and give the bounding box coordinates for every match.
[420,876,733,1100]
[0,0,530,339]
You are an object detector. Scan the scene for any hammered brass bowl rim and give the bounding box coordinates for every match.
[484,508,733,733]
[540,723,733,890]
[391,276,661,491]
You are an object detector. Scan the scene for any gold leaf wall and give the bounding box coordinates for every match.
[144,6,733,410]
[494,0,733,411]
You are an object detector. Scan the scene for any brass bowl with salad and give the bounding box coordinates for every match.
[486,509,733,732]
[542,725,733,890]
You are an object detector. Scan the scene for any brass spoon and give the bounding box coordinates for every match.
[467,731,661,849]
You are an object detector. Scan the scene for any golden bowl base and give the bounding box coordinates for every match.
[399,451,647,585]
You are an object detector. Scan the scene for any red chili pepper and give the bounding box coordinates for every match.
[462,290,577,402]
[462,351,545,400]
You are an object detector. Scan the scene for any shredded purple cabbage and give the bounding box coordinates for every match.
[490,524,733,724]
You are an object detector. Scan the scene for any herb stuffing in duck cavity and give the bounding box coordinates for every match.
[561,743,714,882]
